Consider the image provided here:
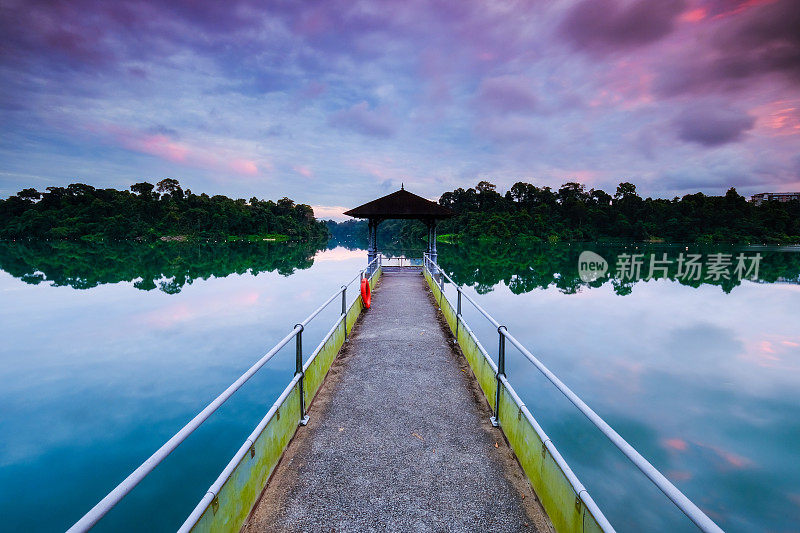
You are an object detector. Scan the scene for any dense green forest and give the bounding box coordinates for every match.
[326,219,426,251]
[4,179,799,244]
[0,179,328,242]
[329,181,800,245]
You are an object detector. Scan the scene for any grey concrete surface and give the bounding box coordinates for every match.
[244,271,552,532]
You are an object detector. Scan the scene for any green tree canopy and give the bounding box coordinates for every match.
[0,179,328,242]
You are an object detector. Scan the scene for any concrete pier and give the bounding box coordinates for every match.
[243,270,552,532]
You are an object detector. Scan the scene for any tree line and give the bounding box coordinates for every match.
[436,181,800,244]
[0,179,328,242]
[4,179,798,244]
[328,181,800,245]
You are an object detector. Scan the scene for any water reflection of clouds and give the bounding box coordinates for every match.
[313,246,365,262]
[664,438,688,451]
[462,268,800,530]
[0,255,366,470]
[766,283,800,292]
[588,283,795,396]
[662,437,753,469]
[664,437,753,471]
[741,337,800,369]
[580,357,644,396]
[138,288,264,329]
[666,469,693,482]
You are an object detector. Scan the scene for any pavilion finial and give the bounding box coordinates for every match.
[401,182,404,190]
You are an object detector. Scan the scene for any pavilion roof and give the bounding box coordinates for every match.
[343,188,455,220]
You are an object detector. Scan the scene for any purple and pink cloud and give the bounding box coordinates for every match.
[0,0,798,214]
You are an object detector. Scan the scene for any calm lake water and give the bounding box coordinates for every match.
[1,240,799,532]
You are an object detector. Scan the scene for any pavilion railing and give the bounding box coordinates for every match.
[381,254,423,267]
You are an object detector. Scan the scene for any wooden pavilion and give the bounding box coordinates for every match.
[343,186,455,265]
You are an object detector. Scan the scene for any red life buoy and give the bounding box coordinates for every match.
[360,278,371,309]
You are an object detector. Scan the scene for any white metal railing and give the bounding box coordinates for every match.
[423,253,723,533]
[68,256,382,532]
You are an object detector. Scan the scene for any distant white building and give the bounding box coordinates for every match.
[750,192,800,205]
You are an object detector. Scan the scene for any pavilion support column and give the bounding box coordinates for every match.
[430,220,438,265]
[367,218,376,272]
[425,221,432,258]
[373,219,380,269]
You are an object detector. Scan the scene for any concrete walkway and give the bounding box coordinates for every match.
[244,271,552,532]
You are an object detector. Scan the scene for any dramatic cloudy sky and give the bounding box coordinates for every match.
[1,0,798,218]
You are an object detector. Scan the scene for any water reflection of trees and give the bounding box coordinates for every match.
[437,241,800,295]
[0,240,326,293]
[327,234,426,259]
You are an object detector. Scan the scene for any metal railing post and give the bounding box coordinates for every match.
[491,326,507,427]
[295,325,310,426]
[455,288,462,340]
[438,268,445,306]
[341,286,348,341]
